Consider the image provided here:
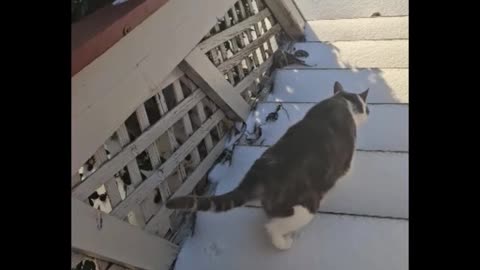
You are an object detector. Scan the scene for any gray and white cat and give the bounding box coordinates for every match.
[166,81,369,250]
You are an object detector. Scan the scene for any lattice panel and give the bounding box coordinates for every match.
[71,73,228,240]
[71,0,289,246]
[198,0,281,103]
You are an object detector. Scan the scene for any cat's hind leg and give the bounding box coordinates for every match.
[265,205,314,250]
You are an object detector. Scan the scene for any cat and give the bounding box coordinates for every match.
[166,81,369,250]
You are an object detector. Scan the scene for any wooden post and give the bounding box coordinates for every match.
[180,47,250,122]
[263,0,305,40]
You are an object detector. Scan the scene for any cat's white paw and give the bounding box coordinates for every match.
[271,234,294,250]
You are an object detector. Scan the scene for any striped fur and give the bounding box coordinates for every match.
[166,189,252,212]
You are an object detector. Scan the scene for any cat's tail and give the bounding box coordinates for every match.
[165,188,254,212]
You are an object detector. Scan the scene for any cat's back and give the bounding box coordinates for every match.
[244,97,356,183]
[272,97,355,153]
[304,97,354,128]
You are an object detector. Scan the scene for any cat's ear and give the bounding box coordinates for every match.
[359,88,369,101]
[333,81,344,94]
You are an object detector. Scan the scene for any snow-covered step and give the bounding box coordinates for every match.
[289,41,408,68]
[305,17,408,42]
[269,69,408,103]
[243,103,408,151]
[211,146,408,218]
[174,208,408,270]
[294,0,408,20]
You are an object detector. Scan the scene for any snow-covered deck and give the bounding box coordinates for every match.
[173,1,408,268]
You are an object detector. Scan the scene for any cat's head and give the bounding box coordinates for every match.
[333,81,370,126]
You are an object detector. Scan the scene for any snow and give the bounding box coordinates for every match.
[268,69,408,103]
[174,208,408,270]
[293,0,408,20]
[286,41,408,69]
[242,103,408,151]
[304,17,408,42]
[211,146,408,218]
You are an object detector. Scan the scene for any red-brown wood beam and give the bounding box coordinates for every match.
[71,0,169,77]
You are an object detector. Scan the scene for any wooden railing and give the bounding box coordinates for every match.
[72,0,170,76]
[71,1,304,269]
